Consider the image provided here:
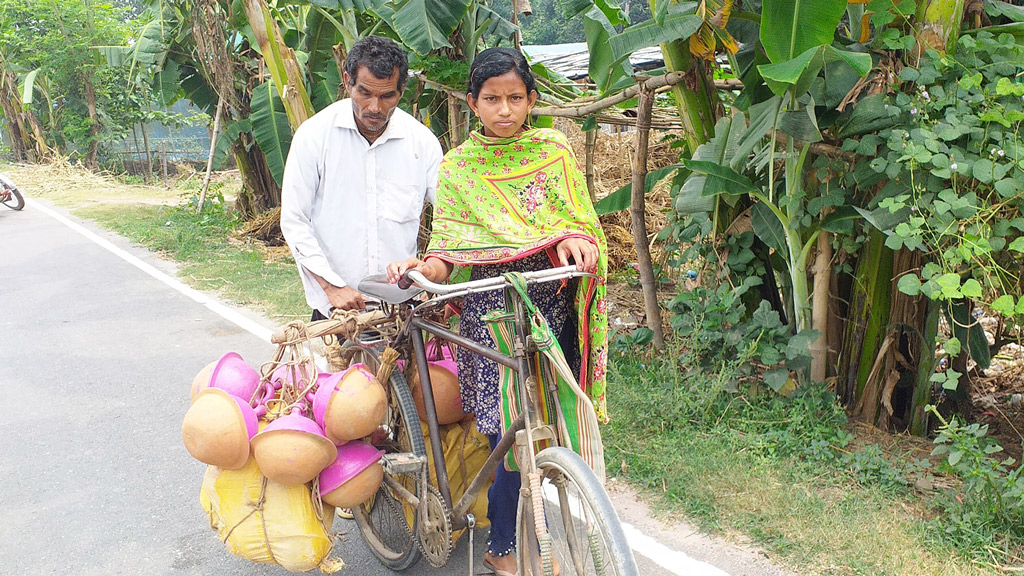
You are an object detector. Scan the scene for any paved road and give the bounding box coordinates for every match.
[0,199,780,576]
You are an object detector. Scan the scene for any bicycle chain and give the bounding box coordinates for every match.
[378,480,421,558]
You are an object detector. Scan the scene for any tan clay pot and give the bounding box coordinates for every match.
[318,441,386,508]
[323,364,387,444]
[190,360,217,402]
[407,363,466,425]
[181,388,258,470]
[251,410,338,486]
[322,462,383,508]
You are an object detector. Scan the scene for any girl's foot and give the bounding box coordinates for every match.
[483,551,518,576]
[482,551,561,576]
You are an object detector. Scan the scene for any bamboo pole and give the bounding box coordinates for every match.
[532,71,687,118]
[161,141,169,188]
[585,128,597,203]
[140,121,154,183]
[197,96,225,215]
[630,85,664,349]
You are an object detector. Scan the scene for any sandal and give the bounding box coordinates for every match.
[482,555,518,576]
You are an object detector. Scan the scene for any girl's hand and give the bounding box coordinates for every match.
[386,257,427,285]
[556,237,599,272]
[386,257,453,285]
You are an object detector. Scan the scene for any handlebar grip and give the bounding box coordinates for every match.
[397,272,414,290]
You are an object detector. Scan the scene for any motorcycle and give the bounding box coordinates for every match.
[0,172,25,211]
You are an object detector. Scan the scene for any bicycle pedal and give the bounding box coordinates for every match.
[381,452,426,474]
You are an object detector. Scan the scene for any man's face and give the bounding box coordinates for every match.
[345,66,403,140]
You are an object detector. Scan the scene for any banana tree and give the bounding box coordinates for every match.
[682,0,871,383]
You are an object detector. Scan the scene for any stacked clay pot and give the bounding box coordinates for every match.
[184,354,387,506]
[406,342,468,425]
[312,364,387,445]
[319,441,385,508]
[251,406,337,485]
[182,353,262,469]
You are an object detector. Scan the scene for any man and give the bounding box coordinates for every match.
[281,36,443,320]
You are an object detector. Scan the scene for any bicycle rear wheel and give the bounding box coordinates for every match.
[518,447,638,576]
[352,367,426,570]
[2,186,24,210]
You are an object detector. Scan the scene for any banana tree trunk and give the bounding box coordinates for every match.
[913,0,967,61]
[82,73,101,169]
[810,232,832,382]
[0,67,48,162]
[910,298,940,435]
[232,134,280,217]
[656,38,718,156]
[839,228,894,405]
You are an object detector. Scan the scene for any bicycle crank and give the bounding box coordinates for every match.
[417,485,453,567]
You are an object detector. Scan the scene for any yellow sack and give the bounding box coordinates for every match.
[199,455,339,573]
[420,419,492,541]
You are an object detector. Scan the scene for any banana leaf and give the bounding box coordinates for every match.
[251,79,293,187]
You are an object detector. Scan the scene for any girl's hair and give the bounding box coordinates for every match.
[467,47,537,98]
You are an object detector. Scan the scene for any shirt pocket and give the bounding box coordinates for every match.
[380,182,424,224]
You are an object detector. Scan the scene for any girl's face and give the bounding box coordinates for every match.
[467,70,538,138]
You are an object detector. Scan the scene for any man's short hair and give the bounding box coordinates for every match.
[344,36,409,92]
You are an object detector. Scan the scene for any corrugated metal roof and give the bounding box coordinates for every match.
[523,42,664,80]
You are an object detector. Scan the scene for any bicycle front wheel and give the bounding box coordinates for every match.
[518,447,638,576]
[352,368,426,570]
[2,186,24,210]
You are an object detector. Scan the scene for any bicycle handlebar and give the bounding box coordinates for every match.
[400,264,596,299]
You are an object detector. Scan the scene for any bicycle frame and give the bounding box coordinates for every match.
[369,265,594,533]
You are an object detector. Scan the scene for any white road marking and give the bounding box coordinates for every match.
[621,521,732,576]
[28,198,274,343]
[36,195,736,576]
[543,482,733,575]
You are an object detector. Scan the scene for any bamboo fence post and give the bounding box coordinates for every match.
[630,83,664,349]
[197,96,225,215]
[130,125,141,173]
[161,141,169,188]
[585,127,597,203]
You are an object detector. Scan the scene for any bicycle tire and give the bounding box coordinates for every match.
[352,366,427,570]
[517,447,638,576]
[2,186,24,210]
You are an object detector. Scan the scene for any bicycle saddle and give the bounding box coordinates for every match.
[358,273,423,304]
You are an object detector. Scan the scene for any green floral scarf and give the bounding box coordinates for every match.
[426,128,609,420]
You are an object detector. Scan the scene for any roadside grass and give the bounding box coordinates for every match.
[604,350,1005,576]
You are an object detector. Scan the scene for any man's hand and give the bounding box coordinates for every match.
[555,237,599,272]
[324,285,365,311]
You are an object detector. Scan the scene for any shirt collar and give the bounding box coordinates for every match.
[335,98,409,143]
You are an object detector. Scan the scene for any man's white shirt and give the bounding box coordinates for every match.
[281,99,443,316]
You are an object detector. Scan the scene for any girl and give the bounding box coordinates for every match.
[387,47,608,576]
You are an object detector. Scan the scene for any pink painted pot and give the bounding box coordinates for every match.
[319,364,387,445]
[181,388,258,470]
[192,352,261,403]
[311,366,354,429]
[319,441,385,508]
[251,408,337,486]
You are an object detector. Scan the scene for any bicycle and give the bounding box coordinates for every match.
[0,173,24,211]
[286,264,638,576]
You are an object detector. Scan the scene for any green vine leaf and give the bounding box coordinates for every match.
[897,273,922,296]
